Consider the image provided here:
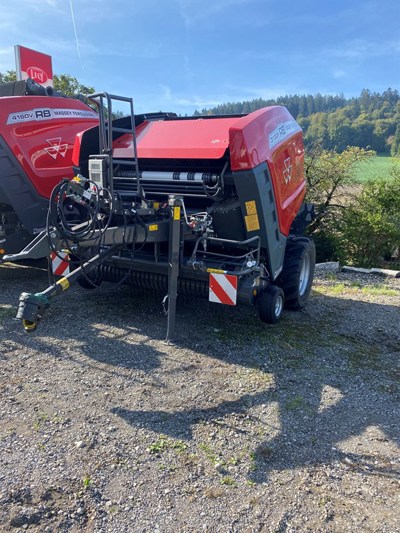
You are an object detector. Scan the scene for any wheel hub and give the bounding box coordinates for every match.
[299,253,310,296]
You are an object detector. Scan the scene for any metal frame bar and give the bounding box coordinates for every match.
[88,92,141,198]
[189,235,261,275]
[165,196,183,342]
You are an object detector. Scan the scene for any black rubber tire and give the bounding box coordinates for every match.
[277,237,316,310]
[258,285,285,324]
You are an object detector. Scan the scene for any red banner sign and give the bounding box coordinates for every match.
[15,45,53,87]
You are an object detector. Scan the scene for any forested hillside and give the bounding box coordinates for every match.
[195,89,400,155]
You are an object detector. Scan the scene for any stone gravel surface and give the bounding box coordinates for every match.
[0,263,399,532]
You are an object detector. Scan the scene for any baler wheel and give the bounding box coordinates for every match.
[258,285,285,324]
[277,238,316,309]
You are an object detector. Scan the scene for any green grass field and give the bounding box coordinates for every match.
[353,155,400,182]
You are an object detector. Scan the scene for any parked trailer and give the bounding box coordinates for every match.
[9,92,315,339]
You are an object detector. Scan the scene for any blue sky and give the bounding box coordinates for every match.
[0,0,399,115]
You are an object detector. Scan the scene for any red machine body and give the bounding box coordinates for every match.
[0,96,98,198]
[112,106,304,237]
[13,93,315,335]
[0,89,98,256]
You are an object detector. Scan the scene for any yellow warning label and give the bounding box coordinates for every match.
[153,202,160,209]
[245,213,260,232]
[206,268,227,274]
[173,206,181,220]
[56,277,70,291]
[245,200,257,215]
[148,224,158,232]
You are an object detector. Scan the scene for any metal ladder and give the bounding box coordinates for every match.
[88,92,142,200]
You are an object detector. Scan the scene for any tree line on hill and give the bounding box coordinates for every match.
[195,88,400,156]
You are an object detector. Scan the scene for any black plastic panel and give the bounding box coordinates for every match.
[0,136,48,235]
[232,162,286,280]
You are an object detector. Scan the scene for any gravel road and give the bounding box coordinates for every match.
[0,263,399,532]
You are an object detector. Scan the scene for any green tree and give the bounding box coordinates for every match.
[305,145,375,222]
[0,69,95,96]
[304,113,330,149]
[195,88,399,154]
[304,145,375,261]
[53,74,95,96]
[0,70,17,83]
[390,124,400,157]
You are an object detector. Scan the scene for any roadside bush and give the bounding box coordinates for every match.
[339,170,400,267]
[311,230,345,264]
[305,146,400,267]
[304,145,374,263]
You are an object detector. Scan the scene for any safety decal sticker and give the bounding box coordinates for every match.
[209,273,238,306]
[244,200,260,232]
[269,120,301,149]
[173,206,181,220]
[245,200,257,215]
[245,213,260,232]
[51,251,70,277]
[7,108,98,125]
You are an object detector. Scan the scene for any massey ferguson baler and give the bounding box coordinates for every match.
[0,78,98,260]
[12,92,315,339]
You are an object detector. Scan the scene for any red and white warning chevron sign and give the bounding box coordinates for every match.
[51,251,70,277]
[209,273,238,306]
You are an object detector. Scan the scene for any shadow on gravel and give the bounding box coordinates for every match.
[1,266,165,373]
[111,391,273,440]
[1,264,399,483]
[109,291,400,483]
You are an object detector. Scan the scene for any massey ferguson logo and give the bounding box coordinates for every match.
[283,157,292,185]
[45,138,68,159]
[26,66,48,84]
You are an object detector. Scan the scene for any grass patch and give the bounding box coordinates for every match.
[148,436,187,455]
[82,476,92,490]
[33,413,50,431]
[317,283,398,297]
[198,443,218,465]
[220,476,236,486]
[353,155,400,183]
[360,286,398,297]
